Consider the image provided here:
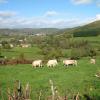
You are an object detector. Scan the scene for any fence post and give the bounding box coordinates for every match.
[49,79,55,100]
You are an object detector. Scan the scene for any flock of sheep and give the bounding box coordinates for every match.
[32,58,96,68]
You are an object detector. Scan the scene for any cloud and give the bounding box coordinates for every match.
[0,0,8,3]
[96,14,100,20]
[0,10,99,28]
[44,11,59,17]
[71,0,93,5]
[81,14,100,25]
[0,17,81,28]
[0,15,99,28]
[0,11,17,18]
[0,16,96,28]
[71,0,100,7]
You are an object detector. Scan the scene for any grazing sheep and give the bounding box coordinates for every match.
[90,58,95,64]
[32,60,42,68]
[63,60,77,66]
[47,59,58,67]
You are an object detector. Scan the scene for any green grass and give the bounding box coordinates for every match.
[74,36,100,41]
[0,58,100,99]
[0,36,100,99]
[0,36,100,59]
[1,46,43,59]
[74,36,100,48]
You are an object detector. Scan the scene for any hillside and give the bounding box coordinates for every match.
[0,28,59,35]
[0,20,100,37]
[83,20,100,29]
[59,20,100,37]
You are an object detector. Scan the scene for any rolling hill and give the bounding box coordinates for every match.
[58,20,100,37]
[0,28,59,35]
[0,20,100,37]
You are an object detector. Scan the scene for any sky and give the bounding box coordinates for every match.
[0,0,100,28]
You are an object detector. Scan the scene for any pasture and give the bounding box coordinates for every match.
[0,35,100,99]
[0,36,100,60]
[1,46,43,59]
[0,58,100,99]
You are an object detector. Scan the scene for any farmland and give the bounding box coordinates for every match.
[0,57,100,99]
[0,28,100,99]
[0,0,100,99]
[0,36,100,59]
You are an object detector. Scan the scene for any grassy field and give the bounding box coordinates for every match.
[1,46,43,59]
[0,36,100,99]
[0,36,100,59]
[0,58,100,99]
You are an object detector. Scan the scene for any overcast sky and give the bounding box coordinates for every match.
[0,0,100,28]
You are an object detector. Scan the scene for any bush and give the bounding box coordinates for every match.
[70,46,96,59]
[1,41,11,49]
[41,47,63,60]
[19,53,25,60]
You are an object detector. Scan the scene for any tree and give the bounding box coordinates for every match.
[1,41,11,49]
[19,53,25,60]
[89,49,96,57]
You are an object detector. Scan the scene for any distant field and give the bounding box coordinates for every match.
[73,36,100,48]
[0,35,100,99]
[1,46,43,59]
[0,58,100,99]
[1,36,100,59]
[75,36,100,41]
